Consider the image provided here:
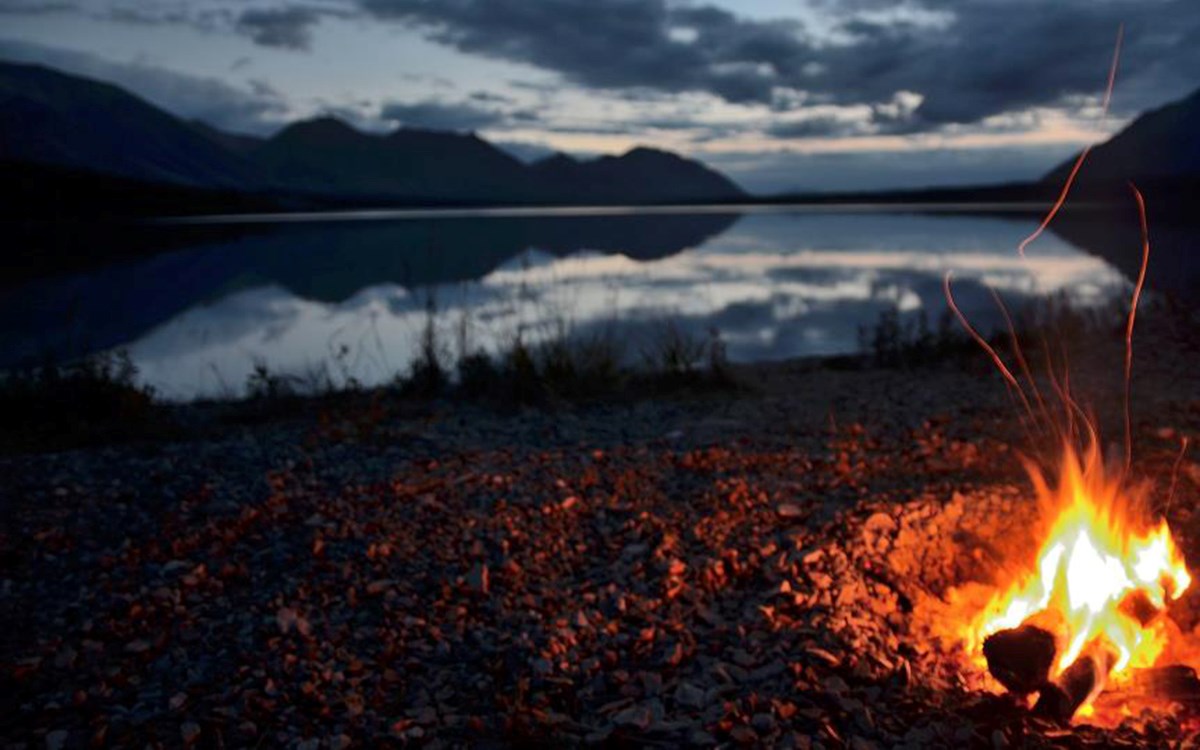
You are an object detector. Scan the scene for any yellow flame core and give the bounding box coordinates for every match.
[968,443,1191,682]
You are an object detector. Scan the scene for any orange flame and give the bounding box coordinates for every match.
[965,441,1192,689]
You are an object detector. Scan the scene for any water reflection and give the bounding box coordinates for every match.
[0,208,1133,400]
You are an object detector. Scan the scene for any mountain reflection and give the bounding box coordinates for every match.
[0,211,737,367]
[0,208,1135,399]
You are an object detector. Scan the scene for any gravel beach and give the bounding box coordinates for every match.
[3,317,1199,748]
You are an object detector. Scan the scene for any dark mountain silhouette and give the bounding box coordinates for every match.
[248,120,744,204]
[250,117,541,202]
[0,61,258,188]
[0,60,746,212]
[188,120,265,156]
[530,148,743,203]
[1044,87,1200,186]
[530,152,580,182]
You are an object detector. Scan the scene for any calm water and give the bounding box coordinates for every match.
[0,206,1139,400]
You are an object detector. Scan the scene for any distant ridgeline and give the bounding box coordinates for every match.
[3,58,1199,219]
[0,61,744,217]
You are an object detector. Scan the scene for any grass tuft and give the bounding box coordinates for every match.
[0,351,162,452]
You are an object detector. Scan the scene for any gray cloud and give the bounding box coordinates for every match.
[14,0,1195,134]
[468,90,514,104]
[6,1,335,53]
[103,5,200,27]
[399,72,455,88]
[236,7,321,51]
[361,0,809,105]
[767,116,859,139]
[508,79,562,94]
[380,99,515,131]
[357,0,1200,131]
[818,2,1200,125]
[0,37,287,133]
[0,0,76,13]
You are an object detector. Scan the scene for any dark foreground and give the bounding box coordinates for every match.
[2,323,1199,748]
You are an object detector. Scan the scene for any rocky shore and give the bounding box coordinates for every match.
[3,319,1199,748]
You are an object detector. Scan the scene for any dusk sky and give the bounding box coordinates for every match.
[2,0,1197,193]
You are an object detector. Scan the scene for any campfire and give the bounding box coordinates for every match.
[934,163,1199,727]
[963,441,1192,722]
[935,216,1200,725]
[928,24,1198,727]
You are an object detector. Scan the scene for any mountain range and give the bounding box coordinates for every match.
[0,61,744,213]
[2,57,1198,218]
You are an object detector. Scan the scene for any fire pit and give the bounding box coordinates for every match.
[928,124,1199,727]
[967,442,1193,723]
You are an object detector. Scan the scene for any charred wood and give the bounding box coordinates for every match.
[1096,665,1200,711]
[983,624,1058,695]
[1033,646,1117,724]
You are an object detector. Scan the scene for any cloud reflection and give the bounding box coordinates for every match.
[122,213,1127,399]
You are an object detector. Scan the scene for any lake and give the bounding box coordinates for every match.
[0,205,1155,400]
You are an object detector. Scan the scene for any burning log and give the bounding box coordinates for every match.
[1130,664,1200,699]
[982,624,1058,695]
[1033,644,1118,724]
[957,439,1193,725]
[1095,665,1200,713]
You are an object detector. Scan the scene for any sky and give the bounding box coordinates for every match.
[1,0,1197,193]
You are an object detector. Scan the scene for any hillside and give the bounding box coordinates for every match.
[1044,87,1200,186]
[0,60,746,210]
[0,61,257,189]
[530,148,745,203]
[250,117,540,202]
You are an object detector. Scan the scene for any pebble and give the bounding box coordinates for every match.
[44,730,68,750]
[777,503,805,519]
[180,721,200,745]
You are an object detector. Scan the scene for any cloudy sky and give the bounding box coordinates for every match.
[1,0,1197,193]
